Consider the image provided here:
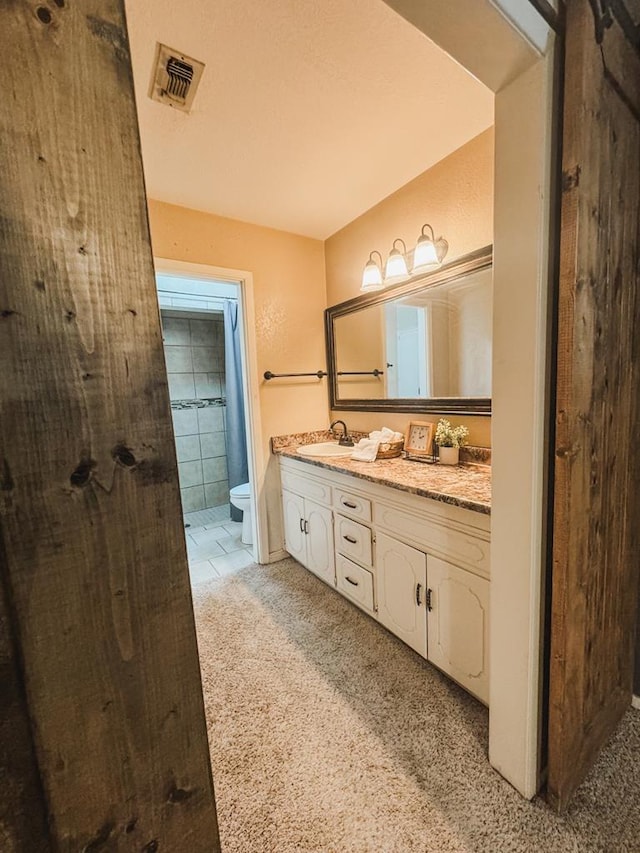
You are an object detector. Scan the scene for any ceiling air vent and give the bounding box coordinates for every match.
[149,43,205,114]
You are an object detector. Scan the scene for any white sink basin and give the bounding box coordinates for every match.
[297,442,354,458]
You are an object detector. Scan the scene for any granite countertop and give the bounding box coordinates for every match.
[272,432,491,515]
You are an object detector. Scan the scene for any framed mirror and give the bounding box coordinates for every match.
[325,245,492,415]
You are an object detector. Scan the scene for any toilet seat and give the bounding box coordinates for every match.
[230,482,250,499]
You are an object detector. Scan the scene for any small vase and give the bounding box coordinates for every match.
[438,446,459,465]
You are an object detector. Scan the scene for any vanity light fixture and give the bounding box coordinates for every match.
[360,250,384,291]
[360,223,448,293]
[412,223,449,274]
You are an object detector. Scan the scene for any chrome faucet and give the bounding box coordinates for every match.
[330,419,354,447]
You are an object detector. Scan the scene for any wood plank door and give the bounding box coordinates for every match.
[548,0,640,811]
[0,1,220,848]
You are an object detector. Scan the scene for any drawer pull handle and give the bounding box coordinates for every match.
[343,535,357,544]
[342,500,357,509]
[345,576,359,586]
[416,583,422,606]
[304,520,309,535]
[299,518,304,533]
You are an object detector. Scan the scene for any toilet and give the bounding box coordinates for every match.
[229,482,253,545]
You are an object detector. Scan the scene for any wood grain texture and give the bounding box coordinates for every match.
[0,567,50,853]
[0,1,219,849]
[548,0,640,812]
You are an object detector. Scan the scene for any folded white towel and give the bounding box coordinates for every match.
[351,437,380,462]
[351,427,404,462]
[369,427,403,443]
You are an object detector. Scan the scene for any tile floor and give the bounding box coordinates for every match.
[183,503,255,585]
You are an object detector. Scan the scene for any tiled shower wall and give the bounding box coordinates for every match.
[161,311,228,512]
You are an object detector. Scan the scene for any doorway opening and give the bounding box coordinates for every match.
[154,260,266,582]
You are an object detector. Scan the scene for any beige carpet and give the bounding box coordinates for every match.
[193,558,640,853]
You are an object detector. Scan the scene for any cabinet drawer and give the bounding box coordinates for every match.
[333,488,372,523]
[335,515,373,567]
[280,467,331,506]
[374,502,490,578]
[336,555,375,614]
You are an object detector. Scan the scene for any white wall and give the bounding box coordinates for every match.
[383,0,557,798]
[490,50,556,797]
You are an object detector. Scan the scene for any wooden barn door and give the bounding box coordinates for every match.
[0,1,220,849]
[549,0,640,811]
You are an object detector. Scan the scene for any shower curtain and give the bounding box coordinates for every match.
[223,300,249,522]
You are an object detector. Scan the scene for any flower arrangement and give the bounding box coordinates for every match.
[434,418,469,449]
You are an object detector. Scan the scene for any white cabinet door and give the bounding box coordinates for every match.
[427,555,490,704]
[305,500,335,585]
[376,532,427,658]
[282,488,306,565]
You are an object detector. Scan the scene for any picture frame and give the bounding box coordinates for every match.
[404,420,435,458]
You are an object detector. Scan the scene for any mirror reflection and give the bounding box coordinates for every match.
[327,248,492,414]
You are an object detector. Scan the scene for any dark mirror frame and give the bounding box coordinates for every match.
[325,245,493,416]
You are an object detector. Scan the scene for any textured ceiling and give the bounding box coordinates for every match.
[126,0,493,239]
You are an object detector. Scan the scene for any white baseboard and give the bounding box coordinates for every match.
[632,694,640,710]
[267,549,289,563]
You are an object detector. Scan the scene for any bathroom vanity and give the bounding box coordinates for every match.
[275,442,491,704]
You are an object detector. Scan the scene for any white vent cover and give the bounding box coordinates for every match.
[148,43,205,113]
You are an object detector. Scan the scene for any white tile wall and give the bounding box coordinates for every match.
[203,456,227,483]
[168,373,196,400]
[192,347,217,372]
[182,485,206,513]
[200,431,226,459]
[179,460,204,488]
[205,481,229,506]
[162,317,190,345]
[161,310,228,511]
[197,407,224,433]
[172,409,199,437]
[190,318,215,346]
[175,435,201,463]
[164,346,193,373]
[194,373,221,398]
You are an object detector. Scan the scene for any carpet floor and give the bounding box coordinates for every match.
[193,558,640,853]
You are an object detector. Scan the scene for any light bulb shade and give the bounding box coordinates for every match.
[384,239,409,283]
[412,224,448,274]
[361,253,383,291]
[412,234,439,271]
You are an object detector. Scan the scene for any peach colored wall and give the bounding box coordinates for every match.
[334,305,385,399]
[324,129,494,447]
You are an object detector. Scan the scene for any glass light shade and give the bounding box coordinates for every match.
[361,255,383,291]
[384,240,409,283]
[412,234,439,272]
